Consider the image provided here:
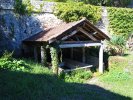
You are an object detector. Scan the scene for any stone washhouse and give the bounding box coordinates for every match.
[23,18,110,74]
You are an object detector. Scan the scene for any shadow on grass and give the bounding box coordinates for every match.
[0,70,131,100]
[122,53,130,57]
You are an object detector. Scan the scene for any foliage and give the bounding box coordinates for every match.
[0,59,129,100]
[55,2,102,23]
[0,51,28,71]
[50,46,59,75]
[100,55,130,82]
[63,0,131,7]
[108,56,127,68]
[105,0,131,7]
[107,7,133,39]
[1,54,133,99]
[14,0,34,15]
[14,0,27,15]
[81,0,101,5]
[64,69,92,83]
[107,35,126,56]
[101,69,130,82]
[54,0,67,2]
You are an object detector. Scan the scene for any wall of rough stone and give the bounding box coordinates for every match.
[0,0,62,56]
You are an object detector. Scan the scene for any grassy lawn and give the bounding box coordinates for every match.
[0,54,133,99]
[98,52,133,100]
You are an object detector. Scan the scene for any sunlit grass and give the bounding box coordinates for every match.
[99,52,133,99]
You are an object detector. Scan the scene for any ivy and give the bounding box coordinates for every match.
[54,2,102,23]
[107,7,133,39]
[50,45,59,75]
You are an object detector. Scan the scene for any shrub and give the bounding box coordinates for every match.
[14,0,34,15]
[54,2,102,23]
[106,35,126,56]
[107,7,133,39]
[0,51,29,71]
[108,56,127,69]
[64,69,93,83]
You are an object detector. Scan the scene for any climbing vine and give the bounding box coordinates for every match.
[107,7,133,39]
[50,45,59,75]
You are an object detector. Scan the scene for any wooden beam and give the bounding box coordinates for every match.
[59,42,101,48]
[85,23,110,40]
[93,34,102,40]
[64,58,93,70]
[34,46,38,62]
[62,41,100,44]
[82,47,86,63]
[71,48,73,59]
[93,32,97,35]
[83,25,93,33]
[78,27,98,41]
[61,30,78,41]
[41,46,47,66]
[64,65,93,72]
[99,43,104,73]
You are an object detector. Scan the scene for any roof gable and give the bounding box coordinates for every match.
[23,18,110,44]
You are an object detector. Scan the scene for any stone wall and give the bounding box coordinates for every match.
[0,0,14,9]
[0,0,62,56]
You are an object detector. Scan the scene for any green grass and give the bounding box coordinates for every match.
[0,58,130,100]
[99,52,133,99]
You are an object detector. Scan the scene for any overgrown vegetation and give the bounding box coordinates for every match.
[0,51,28,71]
[107,7,133,39]
[0,58,129,99]
[0,50,133,99]
[55,2,102,23]
[106,35,126,56]
[86,0,131,7]
[14,0,34,15]
[50,0,131,7]
[50,46,59,75]
[63,69,92,83]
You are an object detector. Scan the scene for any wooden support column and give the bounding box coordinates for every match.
[41,46,47,66]
[82,47,86,63]
[50,46,59,75]
[71,48,73,59]
[34,46,38,62]
[99,43,104,73]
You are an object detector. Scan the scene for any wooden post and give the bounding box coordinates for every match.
[99,43,104,73]
[50,46,59,75]
[82,47,86,63]
[71,48,73,59]
[41,46,47,66]
[34,46,38,62]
